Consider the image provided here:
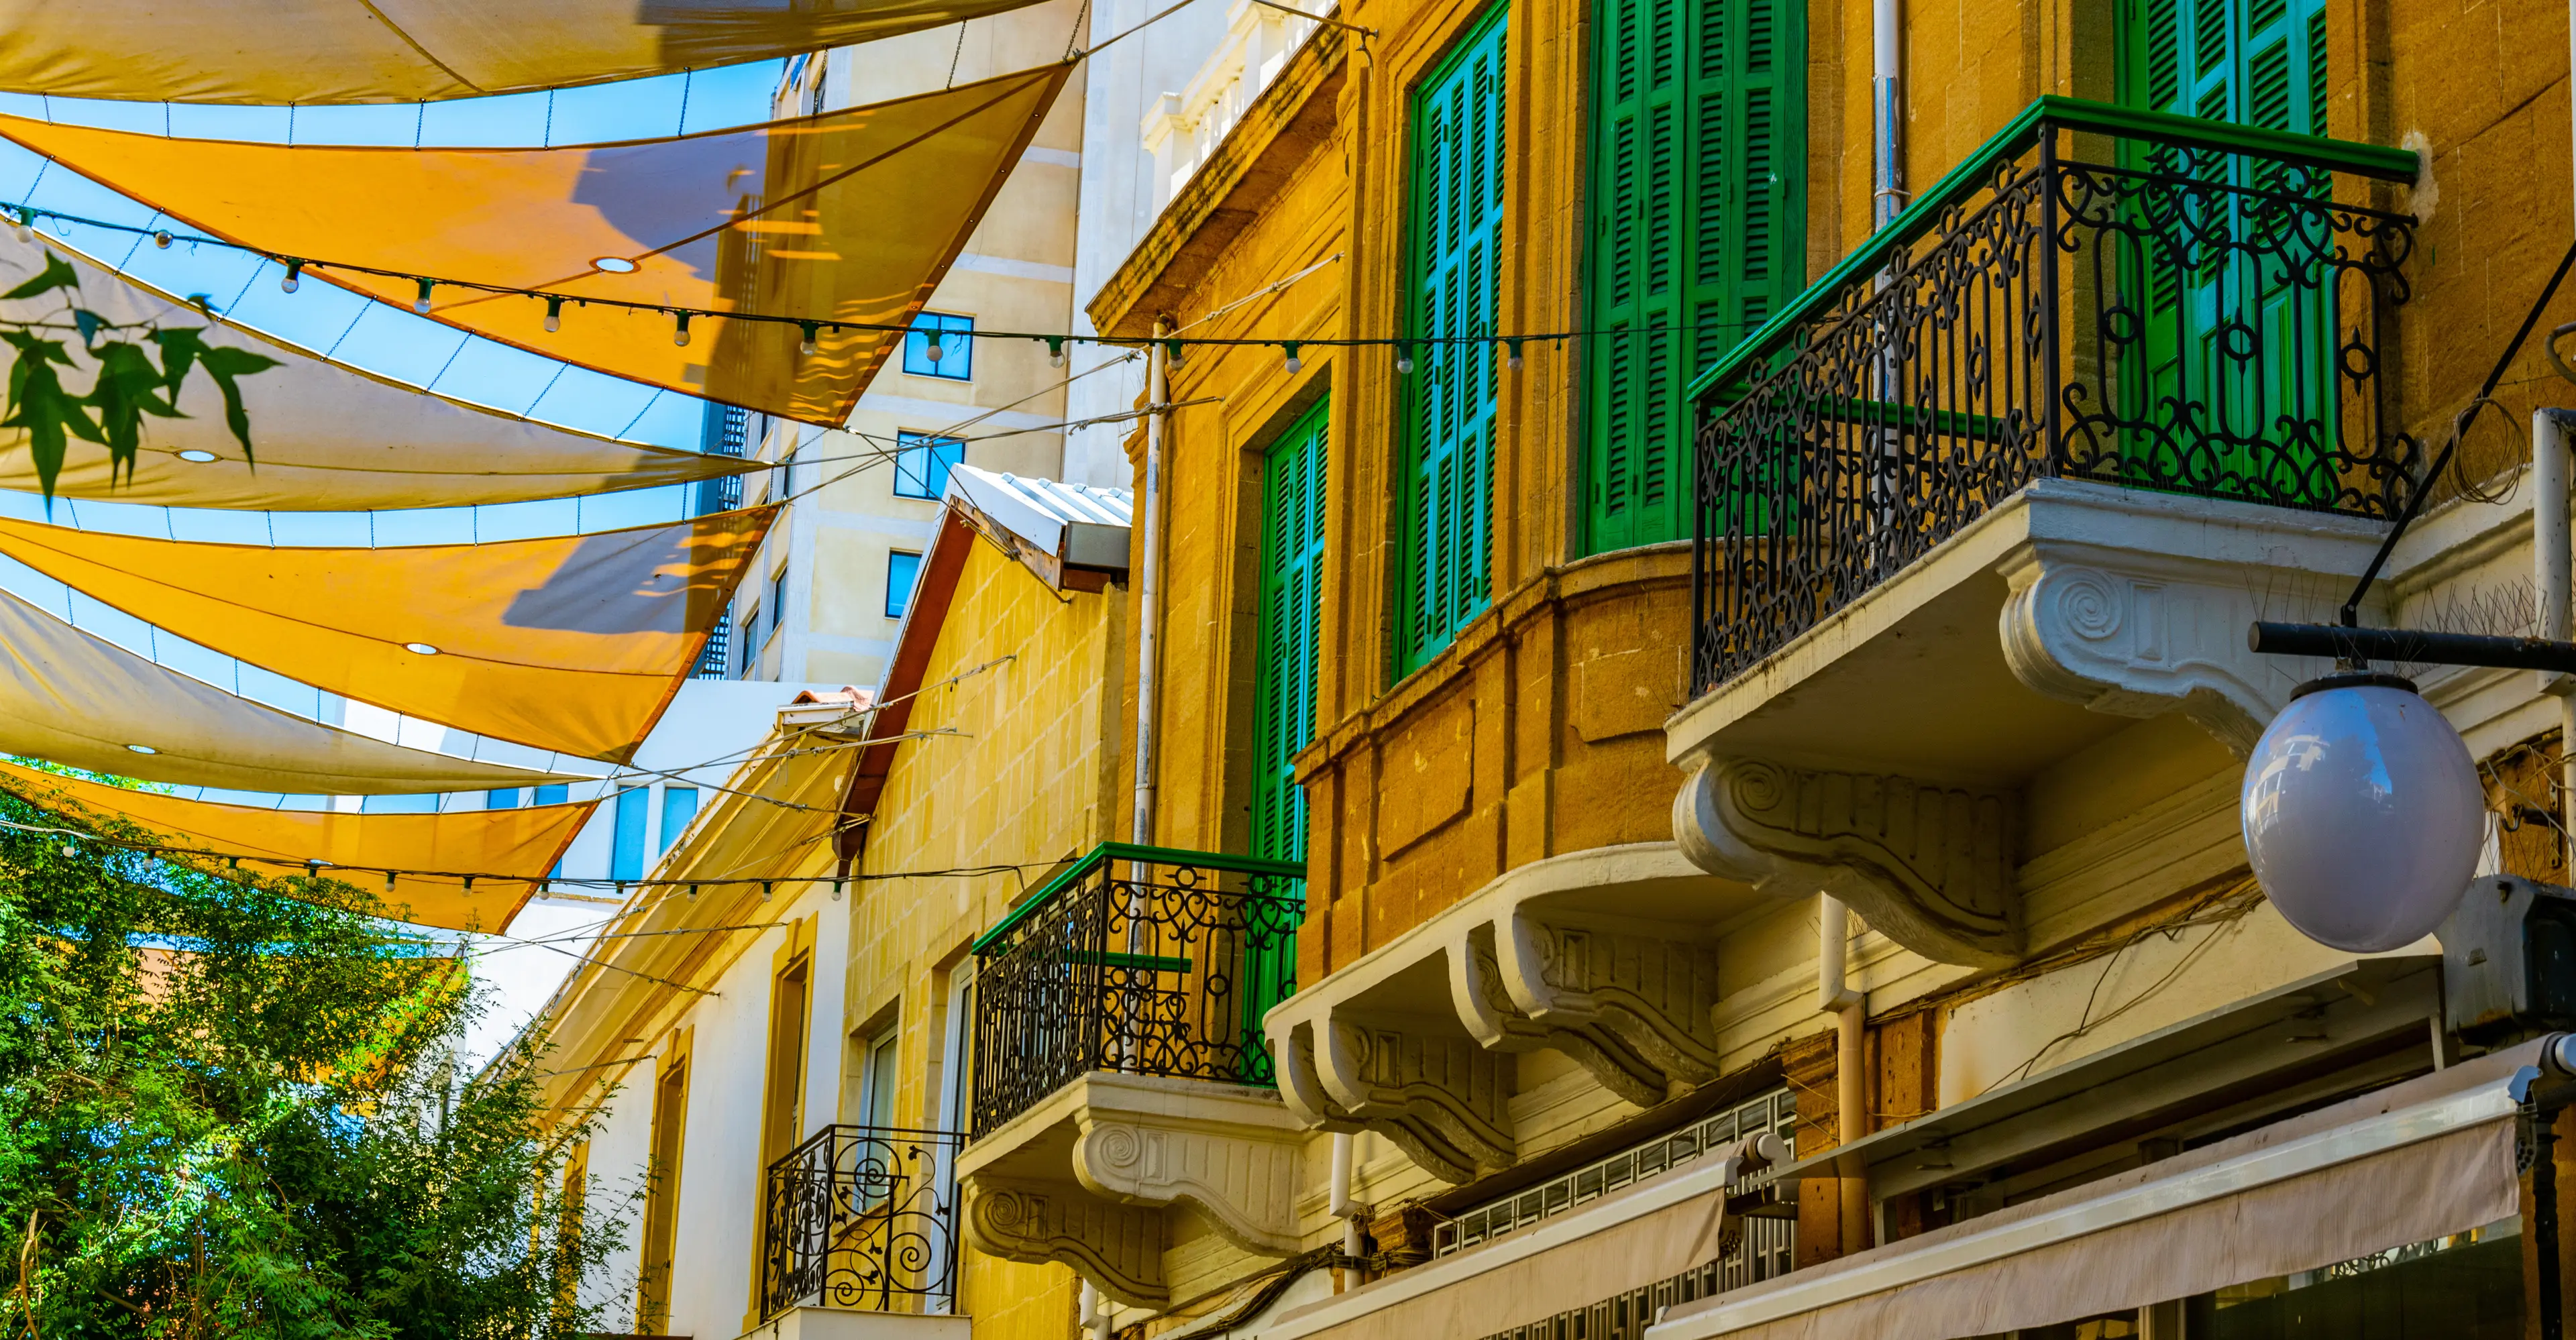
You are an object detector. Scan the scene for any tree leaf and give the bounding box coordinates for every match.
[194,346,277,466]
[69,307,101,347]
[0,329,101,501]
[81,340,181,488]
[0,252,78,302]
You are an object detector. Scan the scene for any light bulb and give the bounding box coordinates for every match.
[1048,338,1067,369]
[1283,342,1303,375]
[413,277,434,313]
[2241,673,2483,952]
[543,296,562,333]
[1505,340,1524,371]
[673,311,692,347]
[280,261,301,294]
[1395,343,1415,376]
[9,214,28,243]
[152,230,172,249]
[923,332,943,364]
[798,321,818,356]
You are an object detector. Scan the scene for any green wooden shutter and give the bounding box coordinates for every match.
[1395,5,1511,679]
[1582,0,1801,554]
[2124,0,2332,500]
[1251,398,1329,866]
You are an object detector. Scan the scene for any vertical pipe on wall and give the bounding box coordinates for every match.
[1872,0,1904,227]
[1132,323,1170,849]
[1328,1131,1364,1288]
[1819,894,1870,1256]
[2541,410,2576,862]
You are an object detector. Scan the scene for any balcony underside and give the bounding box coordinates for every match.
[1263,842,1767,1183]
[1667,479,2387,966]
[955,1070,1306,1308]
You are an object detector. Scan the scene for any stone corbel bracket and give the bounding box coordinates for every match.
[1994,492,2373,757]
[1070,1101,1306,1256]
[1270,1013,1514,1184]
[1674,752,2021,967]
[1449,914,1724,1107]
[963,1174,1168,1308]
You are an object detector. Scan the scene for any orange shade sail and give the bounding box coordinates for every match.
[0,587,582,794]
[0,0,1048,105]
[0,507,777,765]
[0,759,588,932]
[0,66,1069,425]
[0,236,761,510]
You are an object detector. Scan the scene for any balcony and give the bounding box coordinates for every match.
[1668,99,2421,967]
[955,843,1309,1307]
[759,1124,967,1337]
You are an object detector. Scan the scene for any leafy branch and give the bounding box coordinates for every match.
[0,253,278,499]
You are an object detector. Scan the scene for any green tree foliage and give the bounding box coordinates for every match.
[0,252,276,499]
[0,785,632,1339]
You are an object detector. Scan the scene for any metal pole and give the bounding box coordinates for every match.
[1131,323,1169,849]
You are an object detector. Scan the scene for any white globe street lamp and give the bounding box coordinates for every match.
[2241,673,2484,953]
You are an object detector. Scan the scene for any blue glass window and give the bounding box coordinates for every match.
[486,788,521,809]
[902,313,973,380]
[894,431,966,499]
[611,786,649,882]
[886,550,923,619]
[659,786,700,855]
[769,569,788,640]
[535,783,570,805]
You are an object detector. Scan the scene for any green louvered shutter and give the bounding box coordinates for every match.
[1394,5,1510,679]
[2125,0,2331,500]
[1250,398,1329,866]
[1583,0,1801,554]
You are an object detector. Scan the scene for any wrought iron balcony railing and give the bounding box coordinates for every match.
[967,842,1304,1137]
[759,1123,963,1320]
[1688,96,2421,695]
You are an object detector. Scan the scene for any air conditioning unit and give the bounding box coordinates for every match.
[2438,874,2576,1038]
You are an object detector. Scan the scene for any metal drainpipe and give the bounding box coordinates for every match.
[2537,410,2576,861]
[1132,323,1169,849]
[1819,894,1869,1255]
[1873,0,1903,227]
[1329,1131,1364,1288]
[1079,1281,1110,1340]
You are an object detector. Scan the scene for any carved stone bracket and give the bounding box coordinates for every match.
[963,1174,1167,1308]
[1271,1016,1514,1183]
[1673,753,2021,967]
[1448,916,1723,1107]
[1071,1103,1305,1255]
[1996,546,2334,757]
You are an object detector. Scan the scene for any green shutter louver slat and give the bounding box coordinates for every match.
[1582,0,1801,555]
[1395,5,1511,677]
[1252,400,1330,864]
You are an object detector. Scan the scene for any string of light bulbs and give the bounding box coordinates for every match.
[0,809,1046,904]
[1,197,1767,376]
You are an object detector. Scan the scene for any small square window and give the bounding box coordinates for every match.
[902,313,974,380]
[886,550,924,619]
[894,431,966,500]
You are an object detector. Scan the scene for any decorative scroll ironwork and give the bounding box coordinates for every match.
[1690,116,2418,693]
[759,1123,963,1319]
[969,842,1305,1138]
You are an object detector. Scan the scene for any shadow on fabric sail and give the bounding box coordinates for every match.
[0,759,590,932]
[0,65,1069,425]
[0,235,764,510]
[0,0,1054,105]
[0,587,583,793]
[0,506,779,764]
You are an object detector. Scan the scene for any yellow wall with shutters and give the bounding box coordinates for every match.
[846,535,1124,1339]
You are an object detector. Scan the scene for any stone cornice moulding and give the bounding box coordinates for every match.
[1672,754,2023,967]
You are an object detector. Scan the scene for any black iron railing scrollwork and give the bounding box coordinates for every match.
[1688,96,2422,695]
[967,842,1305,1138]
[759,1123,963,1319]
